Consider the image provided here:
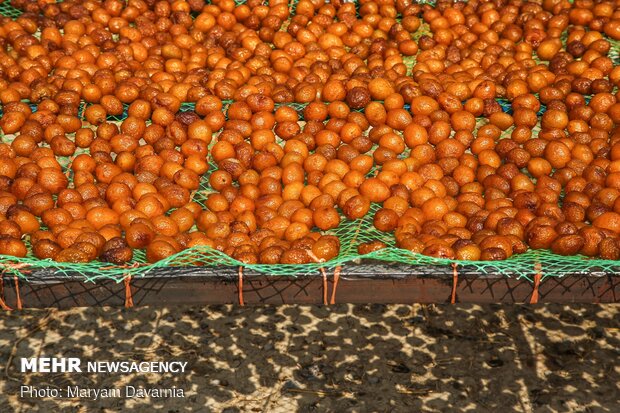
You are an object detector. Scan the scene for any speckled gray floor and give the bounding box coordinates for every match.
[1,304,618,412]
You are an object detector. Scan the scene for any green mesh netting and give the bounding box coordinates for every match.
[1,1,620,283]
[0,2,21,18]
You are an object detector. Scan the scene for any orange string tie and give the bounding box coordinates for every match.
[0,277,12,311]
[319,267,328,305]
[330,266,341,305]
[238,266,245,306]
[14,276,22,310]
[306,250,328,305]
[451,263,458,304]
[3,262,30,272]
[100,261,143,273]
[124,275,134,308]
[0,263,30,311]
[122,263,141,308]
[530,263,542,304]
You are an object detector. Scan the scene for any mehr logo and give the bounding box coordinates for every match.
[20,358,188,374]
[21,358,82,373]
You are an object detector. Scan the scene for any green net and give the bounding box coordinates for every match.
[1,1,620,284]
[0,2,21,18]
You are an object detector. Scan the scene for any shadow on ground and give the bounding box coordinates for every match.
[0,304,618,412]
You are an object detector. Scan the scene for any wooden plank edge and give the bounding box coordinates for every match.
[0,273,618,308]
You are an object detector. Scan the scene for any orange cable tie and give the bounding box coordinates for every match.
[530,263,542,304]
[330,266,341,305]
[238,266,245,306]
[451,263,458,304]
